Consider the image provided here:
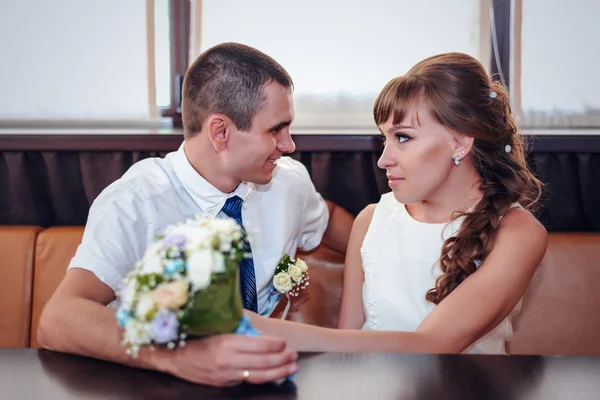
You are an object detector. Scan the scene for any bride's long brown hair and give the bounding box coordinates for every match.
[374,53,543,305]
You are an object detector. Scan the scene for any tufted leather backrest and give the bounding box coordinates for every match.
[0,226,42,348]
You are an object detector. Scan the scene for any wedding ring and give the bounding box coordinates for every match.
[242,370,250,380]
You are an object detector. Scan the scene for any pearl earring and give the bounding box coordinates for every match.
[454,151,465,166]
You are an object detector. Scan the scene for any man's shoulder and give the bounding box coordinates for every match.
[272,156,311,186]
[94,153,177,203]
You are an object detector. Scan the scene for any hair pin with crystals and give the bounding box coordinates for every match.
[489,91,497,99]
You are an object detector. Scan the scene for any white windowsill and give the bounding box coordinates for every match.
[290,127,600,136]
[1,119,599,136]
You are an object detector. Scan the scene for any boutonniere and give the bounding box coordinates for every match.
[261,254,309,319]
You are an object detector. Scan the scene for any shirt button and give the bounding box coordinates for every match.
[208,209,215,215]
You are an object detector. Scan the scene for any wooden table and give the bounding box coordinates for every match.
[1,349,600,399]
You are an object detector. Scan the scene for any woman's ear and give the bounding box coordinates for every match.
[452,133,475,161]
[205,114,230,152]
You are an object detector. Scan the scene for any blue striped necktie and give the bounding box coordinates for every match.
[220,196,258,312]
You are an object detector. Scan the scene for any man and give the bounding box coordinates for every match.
[38,42,352,387]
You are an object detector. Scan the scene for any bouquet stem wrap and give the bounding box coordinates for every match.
[178,257,244,336]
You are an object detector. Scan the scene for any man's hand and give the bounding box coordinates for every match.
[39,270,297,388]
[156,334,298,387]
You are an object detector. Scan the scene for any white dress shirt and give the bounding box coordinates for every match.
[68,143,329,313]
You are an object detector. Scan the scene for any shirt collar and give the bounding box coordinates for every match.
[172,142,254,213]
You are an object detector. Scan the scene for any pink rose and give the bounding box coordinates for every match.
[152,280,189,310]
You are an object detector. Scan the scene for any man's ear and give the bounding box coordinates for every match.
[452,133,475,161]
[205,114,231,152]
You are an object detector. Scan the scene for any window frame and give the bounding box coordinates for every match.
[160,0,190,127]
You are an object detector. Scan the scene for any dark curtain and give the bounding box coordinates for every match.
[1,150,599,232]
[0,151,166,226]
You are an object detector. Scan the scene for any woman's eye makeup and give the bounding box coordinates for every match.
[395,133,411,143]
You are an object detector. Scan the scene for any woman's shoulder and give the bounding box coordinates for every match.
[501,206,545,233]
[354,203,377,232]
[496,207,548,260]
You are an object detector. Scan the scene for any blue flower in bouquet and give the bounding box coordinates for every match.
[116,309,131,327]
[150,310,179,344]
[164,258,186,276]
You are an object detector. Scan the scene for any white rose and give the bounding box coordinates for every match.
[135,293,156,319]
[218,236,232,252]
[273,272,293,294]
[165,225,210,249]
[212,219,242,248]
[212,250,225,273]
[295,258,308,273]
[141,252,163,275]
[138,242,163,274]
[145,241,163,255]
[288,265,303,282]
[211,218,239,235]
[178,227,212,251]
[186,249,213,290]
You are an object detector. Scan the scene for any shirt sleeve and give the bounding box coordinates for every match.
[67,183,150,294]
[297,164,329,252]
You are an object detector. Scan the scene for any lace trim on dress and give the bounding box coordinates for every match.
[361,239,381,330]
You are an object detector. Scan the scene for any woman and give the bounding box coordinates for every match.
[250,52,547,356]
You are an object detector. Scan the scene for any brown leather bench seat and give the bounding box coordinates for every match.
[0,226,42,348]
[1,226,599,355]
[508,233,600,355]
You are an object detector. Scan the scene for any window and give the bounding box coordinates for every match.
[0,0,156,125]
[5,1,597,132]
[516,0,600,129]
[194,0,490,130]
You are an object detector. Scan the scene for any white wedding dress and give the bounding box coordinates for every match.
[360,192,522,354]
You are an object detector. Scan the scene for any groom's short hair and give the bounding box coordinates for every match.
[181,42,293,138]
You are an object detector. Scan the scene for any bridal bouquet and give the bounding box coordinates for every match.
[115,214,253,357]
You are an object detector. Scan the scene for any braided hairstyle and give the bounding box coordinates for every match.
[373,53,543,305]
